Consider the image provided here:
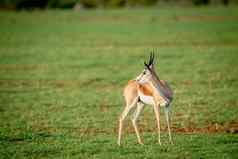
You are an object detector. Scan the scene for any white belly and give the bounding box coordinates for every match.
[138,91,154,105]
[138,91,169,107]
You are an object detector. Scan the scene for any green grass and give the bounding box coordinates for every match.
[0,6,238,158]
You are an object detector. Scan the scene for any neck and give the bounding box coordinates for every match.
[148,71,169,102]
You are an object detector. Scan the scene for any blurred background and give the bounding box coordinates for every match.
[1,0,238,158]
[0,0,237,10]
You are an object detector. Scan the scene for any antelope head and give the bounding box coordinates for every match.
[136,52,156,83]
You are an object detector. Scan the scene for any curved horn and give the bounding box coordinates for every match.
[144,61,149,69]
[144,61,148,66]
[149,51,155,66]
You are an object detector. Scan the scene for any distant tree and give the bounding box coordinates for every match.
[47,0,77,8]
[0,0,237,10]
[16,0,48,10]
[193,0,210,5]
[102,0,126,8]
[79,0,100,8]
[223,0,229,5]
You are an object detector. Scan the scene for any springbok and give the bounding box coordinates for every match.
[117,52,173,146]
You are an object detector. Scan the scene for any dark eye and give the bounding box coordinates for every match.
[143,71,146,75]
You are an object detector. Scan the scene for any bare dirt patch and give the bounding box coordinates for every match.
[0,79,107,90]
[173,15,238,21]
[173,121,238,134]
[87,41,238,48]
[112,120,238,135]
[77,15,238,23]
[0,64,48,71]
[30,120,238,137]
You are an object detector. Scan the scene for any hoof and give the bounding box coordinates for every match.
[117,141,121,146]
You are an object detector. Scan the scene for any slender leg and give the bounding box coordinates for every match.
[118,98,138,146]
[153,104,161,145]
[131,102,144,145]
[165,105,173,144]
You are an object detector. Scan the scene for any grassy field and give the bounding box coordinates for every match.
[0,6,238,159]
